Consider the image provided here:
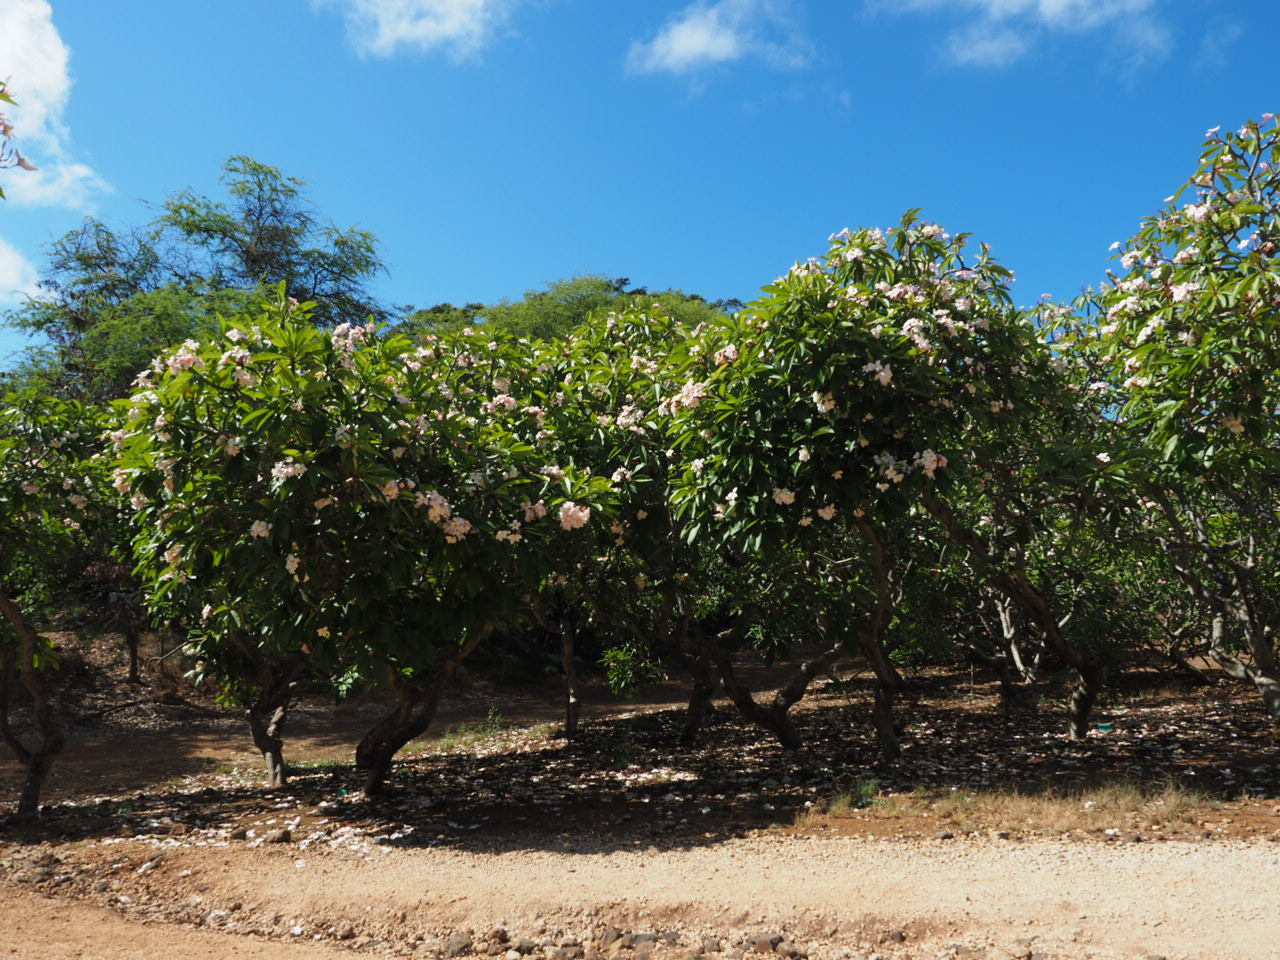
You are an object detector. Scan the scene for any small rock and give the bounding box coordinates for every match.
[515,939,539,955]
[701,938,723,954]
[229,827,248,840]
[934,830,955,840]
[623,934,658,949]
[264,827,292,844]
[660,932,680,946]
[506,951,523,960]
[490,928,510,944]
[337,924,356,940]
[884,930,906,945]
[445,932,474,957]
[775,941,806,959]
[751,935,784,954]
[600,930,623,950]
[991,830,1011,840]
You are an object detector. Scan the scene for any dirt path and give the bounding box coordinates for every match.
[5,670,1280,960]
[2,830,1278,960]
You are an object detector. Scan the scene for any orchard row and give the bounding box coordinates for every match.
[3,116,1279,821]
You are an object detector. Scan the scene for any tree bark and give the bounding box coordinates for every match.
[870,680,901,760]
[709,637,843,751]
[0,585,65,822]
[680,677,717,745]
[921,491,1104,740]
[230,633,307,788]
[532,595,582,738]
[245,690,289,789]
[1208,613,1280,721]
[561,615,580,738]
[356,629,486,796]
[123,620,141,685]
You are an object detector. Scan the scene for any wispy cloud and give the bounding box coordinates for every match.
[0,0,107,208]
[316,0,516,59]
[0,236,40,306]
[627,0,810,76]
[880,0,1171,69]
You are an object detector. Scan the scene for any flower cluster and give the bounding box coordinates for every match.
[271,458,307,481]
[558,501,591,530]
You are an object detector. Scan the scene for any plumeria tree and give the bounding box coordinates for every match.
[1088,114,1280,719]
[0,393,103,820]
[114,290,613,791]
[667,214,1115,741]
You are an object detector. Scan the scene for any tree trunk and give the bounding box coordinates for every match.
[245,692,289,788]
[531,595,581,739]
[561,616,580,739]
[870,680,901,760]
[123,620,141,685]
[229,634,307,789]
[356,629,486,796]
[966,644,1029,713]
[1209,612,1280,721]
[0,585,65,822]
[921,491,1105,740]
[680,677,717,745]
[709,638,842,751]
[1067,661,1105,741]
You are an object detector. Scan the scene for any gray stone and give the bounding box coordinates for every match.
[751,935,784,954]
[600,930,623,950]
[445,932,474,957]
[701,938,723,954]
[775,941,807,959]
[515,940,540,955]
[264,827,292,844]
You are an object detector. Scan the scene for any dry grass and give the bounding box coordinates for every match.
[800,778,1217,835]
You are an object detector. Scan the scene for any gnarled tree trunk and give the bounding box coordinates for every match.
[356,628,487,796]
[0,585,65,822]
[922,491,1105,741]
[230,633,309,788]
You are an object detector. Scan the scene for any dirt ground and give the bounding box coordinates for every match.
[3,660,1279,960]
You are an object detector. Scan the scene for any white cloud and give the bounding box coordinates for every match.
[0,236,40,306]
[946,23,1030,67]
[881,0,1170,68]
[0,0,106,208]
[628,0,810,75]
[317,0,516,59]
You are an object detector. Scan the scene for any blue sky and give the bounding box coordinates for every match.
[0,0,1274,363]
